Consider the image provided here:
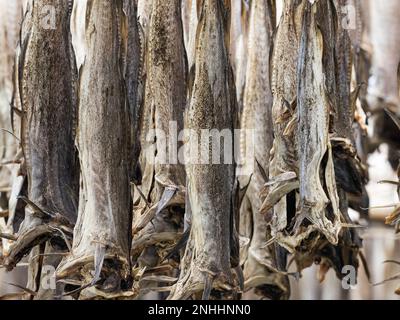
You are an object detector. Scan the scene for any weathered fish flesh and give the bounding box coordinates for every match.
[132,0,187,273]
[0,0,24,255]
[56,0,134,297]
[4,0,79,277]
[239,0,290,300]
[169,0,238,300]
[261,0,363,281]
[260,0,304,251]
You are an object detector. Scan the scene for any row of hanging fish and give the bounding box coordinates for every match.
[2,0,397,299]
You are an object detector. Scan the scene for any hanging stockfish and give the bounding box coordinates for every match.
[169,0,239,300]
[56,0,134,299]
[239,0,290,300]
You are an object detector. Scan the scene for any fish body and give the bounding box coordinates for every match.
[239,0,289,300]
[132,0,187,270]
[57,0,133,296]
[169,0,238,300]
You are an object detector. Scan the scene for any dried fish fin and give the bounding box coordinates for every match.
[4,224,64,271]
[385,206,400,226]
[264,172,297,187]
[132,186,180,233]
[4,196,74,270]
[155,187,177,214]
[260,179,299,217]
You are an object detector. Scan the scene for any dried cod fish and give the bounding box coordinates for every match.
[3,0,79,299]
[168,0,239,300]
[262,0,364,280]
[239,0,289,300]
[56,0,134,297]
[261,0,305,252]
[132,0,187,273]
[0,0,24,263]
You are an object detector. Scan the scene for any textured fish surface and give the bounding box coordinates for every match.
[3,0,79,299]
[56,0,134,298]
[169,0,238,300]
[262,0,363,280]
[132,0,187,272]
[239,0,290,300]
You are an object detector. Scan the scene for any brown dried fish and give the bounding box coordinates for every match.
[132,0,187,272]
[261,0,304,252]
[296,0,341,248]
[168,0,238,300]
[239,0,290,300]
[4,0,79,298]
[56,0,134,297]
[262,0,363,281]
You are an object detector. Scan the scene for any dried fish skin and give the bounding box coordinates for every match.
[0,0,23,204]
[123,0,141,178]
[168,0,238,300]
[264,0,304,251]
[4,0,79,274]
[266,0,341,249]
[239,0,290,300]
[264,0,362,276]
[296,2,341,246]
[131,0,187,272]
[56,0,133,295]
[0,0,25,263]
[315,0,363,280]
